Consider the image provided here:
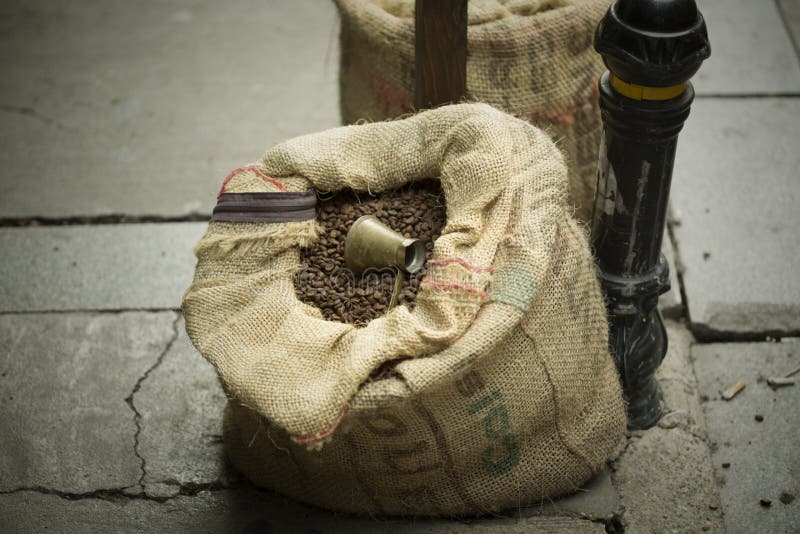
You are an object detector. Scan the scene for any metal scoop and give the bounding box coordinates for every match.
[344,215,427,310]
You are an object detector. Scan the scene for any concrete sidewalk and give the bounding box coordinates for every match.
[0,315,721,532]
[1,0,798,532]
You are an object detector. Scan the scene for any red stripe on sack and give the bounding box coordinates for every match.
[290,408,348,446]
[217,165,287,197]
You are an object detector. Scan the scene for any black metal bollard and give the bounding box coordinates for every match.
[591,0,710,430]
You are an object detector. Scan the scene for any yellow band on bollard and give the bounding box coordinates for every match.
[610,74,686,101]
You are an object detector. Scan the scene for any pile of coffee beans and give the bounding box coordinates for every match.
[295,180,446,325]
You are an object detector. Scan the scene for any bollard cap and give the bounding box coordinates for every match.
[595,0,711,87]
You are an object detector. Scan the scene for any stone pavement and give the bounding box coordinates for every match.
[694,341,800,533]
[0,0,340,218]
[1,0,798,532]
[0,315,717,533]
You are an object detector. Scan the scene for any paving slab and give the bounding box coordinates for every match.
[671,98,800,338]
[608,320,723,532]
[0,223,205,312]
[0,311,176,493]
[693,0,800,95]
[0,0,340,218]
[1,489,606,533]
[137,319,236,498]
[777,0,800,58]
[693,340,800,534]
[613,426,723,533]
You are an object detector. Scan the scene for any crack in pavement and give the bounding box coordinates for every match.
[656,421,707,444]
[0,480,244,504]
[0,213,209,227]
[0,307,181,316]
[595,512,625,534]
[607,435,634,474]
[0,104,65,129]
[545,510,625,532]
[509,495,624,526]
[689,324,800,343]
[665,218,688,321]
[124,312,181,490]
[0,485,153,502]
[655,413,706,442]
[0,481,625,530]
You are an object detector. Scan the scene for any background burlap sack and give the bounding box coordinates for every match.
[335,0,610,223]
[183,103,625,516]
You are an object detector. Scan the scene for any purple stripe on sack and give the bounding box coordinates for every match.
[211,190,317,223]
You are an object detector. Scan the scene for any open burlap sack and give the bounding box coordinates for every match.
[335,0,610,223]
[183,103,625,516]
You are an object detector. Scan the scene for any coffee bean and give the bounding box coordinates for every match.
[295,180,445,325]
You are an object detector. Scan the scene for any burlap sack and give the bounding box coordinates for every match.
[183,103,626,516]
[336,0,609,223]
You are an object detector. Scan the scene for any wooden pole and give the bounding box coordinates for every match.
[414,0,468,109]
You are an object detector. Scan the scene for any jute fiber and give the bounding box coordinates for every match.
[183,103,626,516]
[335,0,610,223]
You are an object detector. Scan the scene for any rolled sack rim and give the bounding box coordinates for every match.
[187,103,568,445]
